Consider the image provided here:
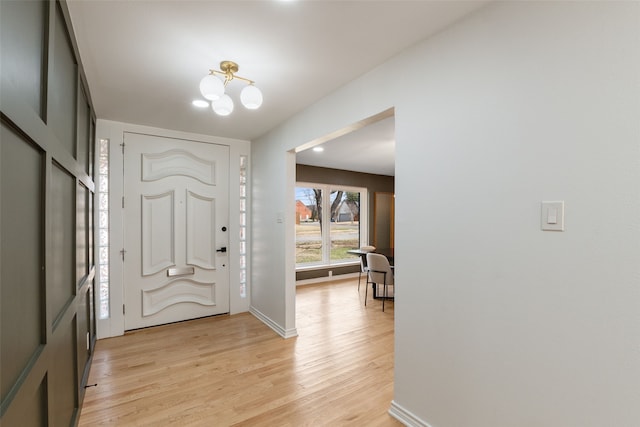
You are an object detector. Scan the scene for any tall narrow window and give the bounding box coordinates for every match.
[239,155,248,298]
[329,190,360,263]
[296,183,366,268]
[97,139,110,319]
[295,186,323,265]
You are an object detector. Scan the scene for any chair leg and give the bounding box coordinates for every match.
[364,278,368,306]
[382,283,386,312]
[382,272,387,312]
[358,271,361,291]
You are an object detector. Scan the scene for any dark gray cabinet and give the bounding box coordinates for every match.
[1,1,96,425]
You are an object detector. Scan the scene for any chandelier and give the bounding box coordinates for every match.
[195,60,263,116]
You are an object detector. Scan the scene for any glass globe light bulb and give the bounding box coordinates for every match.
[199,74,224,101]
[212,94,234,116]
[240,85,263,109]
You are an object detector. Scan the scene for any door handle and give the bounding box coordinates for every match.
[216,247,227,253]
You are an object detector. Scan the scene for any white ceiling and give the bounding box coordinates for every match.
[67,0,489,174]
[296,115,396,176]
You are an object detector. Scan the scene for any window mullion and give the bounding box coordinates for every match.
[322,185,331,264]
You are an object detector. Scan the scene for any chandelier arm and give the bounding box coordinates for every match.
[231,75,255,85]
[209,69,255,85]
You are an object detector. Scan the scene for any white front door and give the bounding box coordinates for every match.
[123,132,230,330]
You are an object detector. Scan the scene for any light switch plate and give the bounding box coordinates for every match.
[541,201,564,231]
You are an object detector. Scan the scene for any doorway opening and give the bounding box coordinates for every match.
[293,110,396,285]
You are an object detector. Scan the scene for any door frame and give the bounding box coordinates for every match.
[95,120,251,339]
[122,132,231,330]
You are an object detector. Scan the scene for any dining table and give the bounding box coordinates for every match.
[347,248,394,299]
[347,247,394,265]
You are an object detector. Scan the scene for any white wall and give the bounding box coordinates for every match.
[251,2,640,426]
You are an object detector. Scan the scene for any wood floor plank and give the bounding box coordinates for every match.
[79,278,400,426]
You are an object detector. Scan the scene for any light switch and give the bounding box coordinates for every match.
[541,201,564,231]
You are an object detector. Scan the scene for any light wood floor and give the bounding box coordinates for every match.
[79,278,400,426]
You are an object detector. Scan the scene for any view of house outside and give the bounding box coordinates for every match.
[295,186,361,266]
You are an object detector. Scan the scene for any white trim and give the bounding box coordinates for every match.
[249,306,298,338]
[284,150,298,335]
[389,400,432,427]
[296,272,359,286]
[296,260,359,272]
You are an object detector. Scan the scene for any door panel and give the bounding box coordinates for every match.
[142,278,216,316]
[141,190,175,275]
[142,149,216,184]
[124,132,229,330]
[186,191,216,268]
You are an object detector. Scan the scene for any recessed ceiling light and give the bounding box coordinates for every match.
[313,147,324,152]
[192,100,209,108]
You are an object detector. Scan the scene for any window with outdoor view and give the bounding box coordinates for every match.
[295,183,366,267]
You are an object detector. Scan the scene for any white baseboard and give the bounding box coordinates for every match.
[296,272,360,286]
[389,400,432,427]
[249,306,298,339]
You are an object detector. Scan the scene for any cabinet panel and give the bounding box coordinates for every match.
[51,317,78,426]
[48,4,77,157]
[76,182,88,285]
[1,375,48,427]
[0,123,44,402]
[0,0,47,118]
[50,163,75,323]
[77,285,91,384]
[77,88,90,174]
